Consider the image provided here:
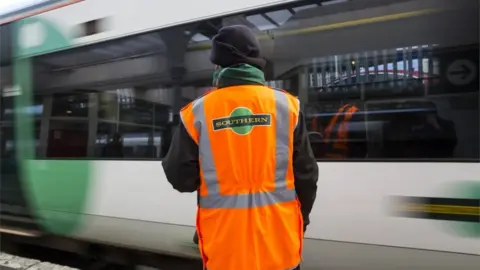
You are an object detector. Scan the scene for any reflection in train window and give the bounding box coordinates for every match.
[51,93,89,117]
[29,0,478,162]
[284,0,479,161]
[1,96,42,157]
[0,120,14,158]
[2,95,43,122]
[47,119,88,158]
[119,97,154,126]
[1,45,13,159]
[95,123,161,159]
[304,52,477,160]
[95,89,169,159]
[0,96,14,123]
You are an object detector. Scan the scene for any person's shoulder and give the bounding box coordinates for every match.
[270,87,298,100]
[269,87,300,117]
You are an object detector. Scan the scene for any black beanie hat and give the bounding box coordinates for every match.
[210,25,266,70]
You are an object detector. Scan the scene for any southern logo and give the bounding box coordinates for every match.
[212,107,271,135]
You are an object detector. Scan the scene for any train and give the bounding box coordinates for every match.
[1,0,479,269]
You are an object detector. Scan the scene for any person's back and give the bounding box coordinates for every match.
[183,83,301,269]
[162,25,318,270]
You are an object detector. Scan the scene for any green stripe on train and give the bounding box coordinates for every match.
[13,17,91,235]
[446,181,480,238]
[24,160,91,235]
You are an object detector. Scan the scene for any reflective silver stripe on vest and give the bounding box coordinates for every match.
[191,89,296,209]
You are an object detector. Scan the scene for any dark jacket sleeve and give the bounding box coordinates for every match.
[162,122,200,193]
[293,110,319,232]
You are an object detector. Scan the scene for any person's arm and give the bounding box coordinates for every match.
[162,122,200,193]
[293,110,319,232]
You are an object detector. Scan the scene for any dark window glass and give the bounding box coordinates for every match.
[31,0,479,162]
[154,104,171,127]
[0,23,13,66]
[282,0,478,161]
[98,91,118,121]
[51,93,89,117]
[95,122,123,158]
[1,67,16,158]
[0,99,14,158]
[1,24,15,185]
[119,124,155,159]
[46,119,89,158]
[93,89,171,159]
[28,91,92,159]
[119,98,154,126]
[0,95,13,123]
[95,122,160,159]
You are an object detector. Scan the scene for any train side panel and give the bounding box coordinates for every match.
[65,161,480,256]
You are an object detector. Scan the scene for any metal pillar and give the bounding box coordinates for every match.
[86,93,98,157]
[157,27,194,157]
[159,27,193,125]
[298,66,309,111]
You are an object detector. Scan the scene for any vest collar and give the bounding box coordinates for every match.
[212,64,265,89]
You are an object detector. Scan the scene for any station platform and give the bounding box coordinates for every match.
[0,252,79,270]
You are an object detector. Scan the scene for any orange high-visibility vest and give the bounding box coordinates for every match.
[180,85,303,270]
[324,104,358,159]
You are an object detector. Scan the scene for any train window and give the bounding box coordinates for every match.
[47,119,88,158]
[274,0,479,161]
[94,89,162,159]
[30,91,91,159]
[31,66,175,160]
[51,93,89,117]
[28,0,479,162]
[28,85,172,160]
[0,23,12,66]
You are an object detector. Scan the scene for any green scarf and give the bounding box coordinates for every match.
[212,64,265,89]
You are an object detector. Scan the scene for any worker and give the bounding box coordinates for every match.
[324,103,367,159]
[162,25,318,270]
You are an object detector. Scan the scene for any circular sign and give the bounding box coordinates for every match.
[446,59,477,86]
